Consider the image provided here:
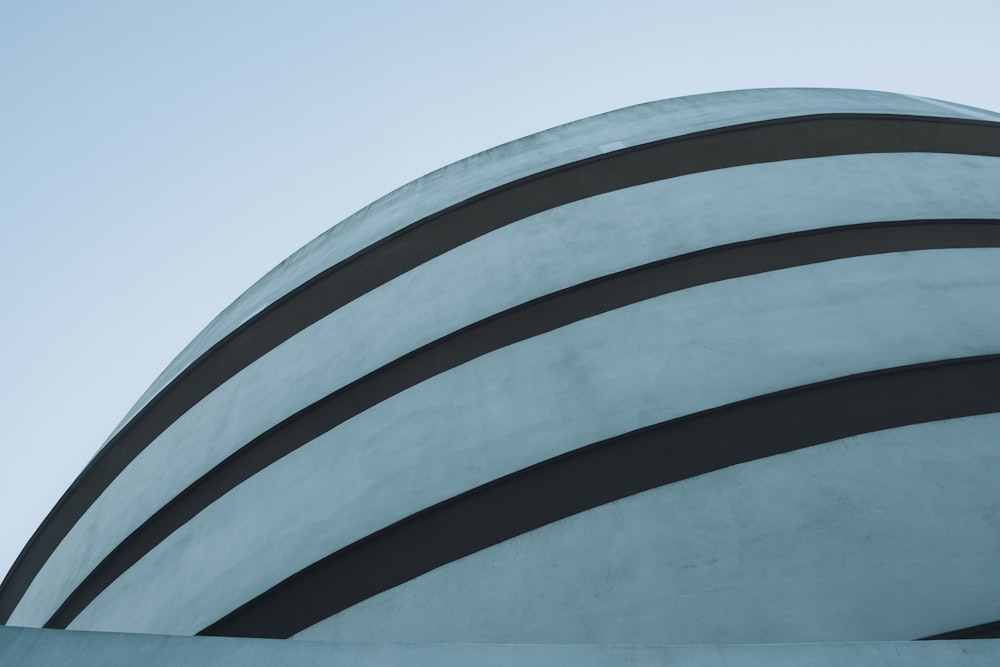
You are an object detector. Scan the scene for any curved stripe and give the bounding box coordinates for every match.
[922,620,1000,640]
[288,414,1000,644]
[6,115,1000,622]
[198,355,1000,638]
[43,221,1000,629]
[23,158,1000,629]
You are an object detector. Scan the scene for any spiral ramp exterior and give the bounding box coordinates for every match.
[3,89,1000,661]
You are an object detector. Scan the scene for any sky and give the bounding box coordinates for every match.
[2,0,999,584]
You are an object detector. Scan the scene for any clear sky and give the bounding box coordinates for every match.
[2,0,999,583]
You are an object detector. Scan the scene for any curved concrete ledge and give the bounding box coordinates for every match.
[43,221,1000,630]
[19,149,1000,630]
[67,251,1000,635]
[5,90,1000,646]
[114,88,1000,428]
[2,626,1000,667]
[223,365,1000,640]
[13,153,1000,628]
[291,414,1000,644]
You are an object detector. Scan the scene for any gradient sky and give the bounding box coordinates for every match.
[2,0,999,583]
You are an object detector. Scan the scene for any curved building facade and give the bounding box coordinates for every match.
[3,88,1000,644]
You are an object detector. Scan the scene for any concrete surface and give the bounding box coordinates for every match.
[3,626,1000,667]
[19,152,1000,628]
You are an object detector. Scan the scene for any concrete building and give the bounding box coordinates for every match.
[3,88,1000,663]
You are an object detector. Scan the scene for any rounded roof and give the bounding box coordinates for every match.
[4,88,1000,643]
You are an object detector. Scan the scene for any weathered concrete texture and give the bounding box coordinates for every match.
[111,88,1000,437]
[21,151,1000,629]
[296,415,1000,644]
[66,251,1000,635]
[2,626,1000,667]
[8,89,1000,643]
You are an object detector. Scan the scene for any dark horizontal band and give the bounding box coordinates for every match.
[7,113,1000,622]
[921,620,1000,640]
[45,220,1000,629]
[198,355,1000,638]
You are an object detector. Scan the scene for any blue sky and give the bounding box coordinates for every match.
[2,0,999,582]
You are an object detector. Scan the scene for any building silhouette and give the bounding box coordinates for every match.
[3,88,1000,663]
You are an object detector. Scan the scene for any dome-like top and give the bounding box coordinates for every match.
[110,87,1000,431]
[4,89,1000,643]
